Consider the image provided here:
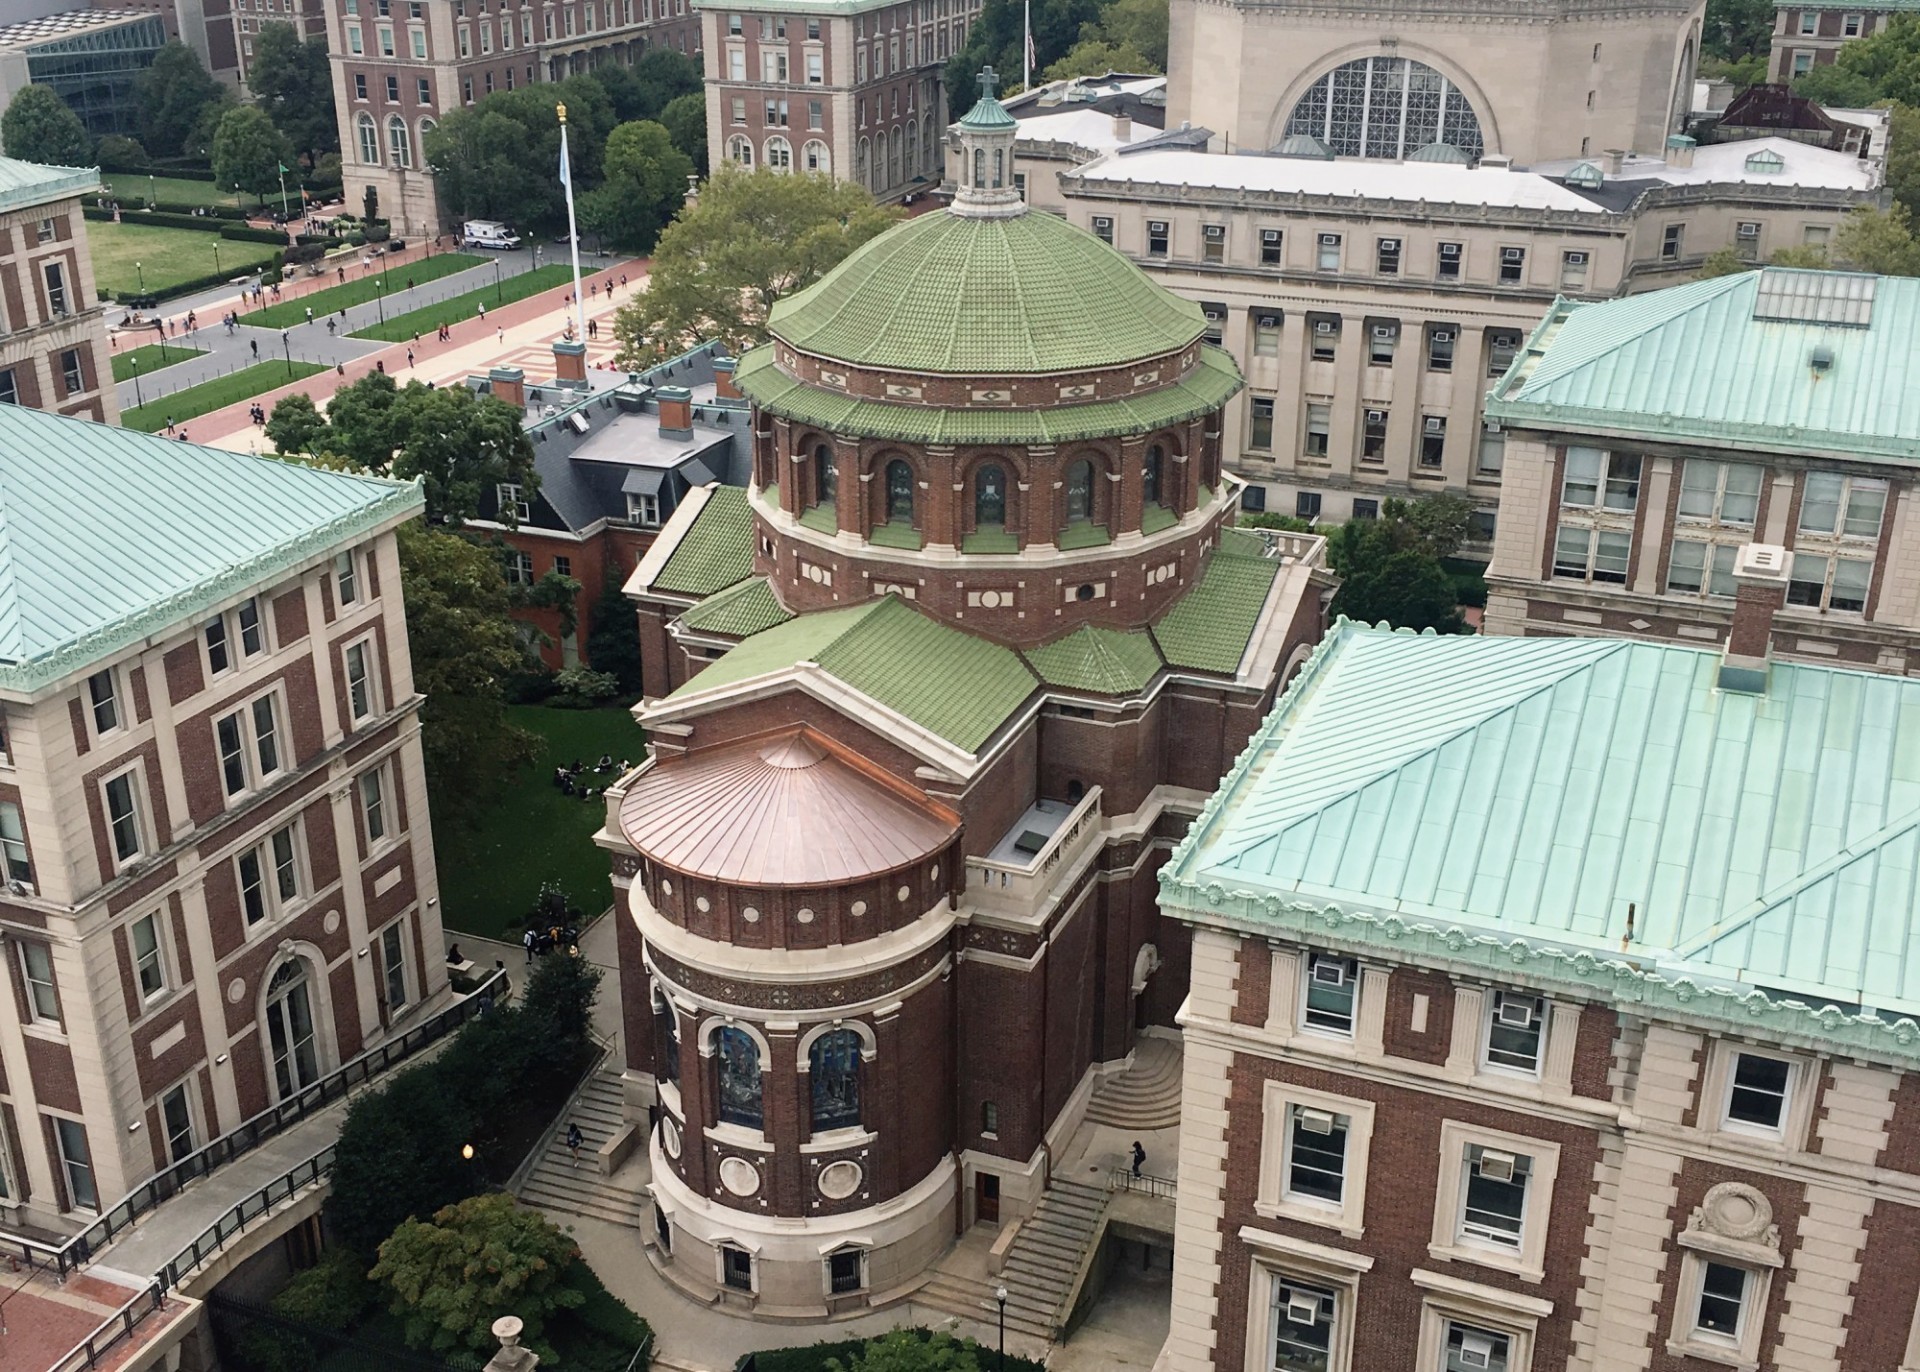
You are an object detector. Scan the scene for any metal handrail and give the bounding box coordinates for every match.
[44,1282,165,1372]
[14,969,508,1277]
[1106,1167,1177,1201]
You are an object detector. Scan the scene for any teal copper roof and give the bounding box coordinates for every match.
[1163,622,1920,1055]
[0,406,419,693]
[1485,268,1920,463]
[957,94,1019,131]
[0,156,97,212]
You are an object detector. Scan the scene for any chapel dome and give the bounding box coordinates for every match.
[767,207,1206,376]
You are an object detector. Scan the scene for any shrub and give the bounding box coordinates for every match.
[550,664,619,708]
[285,241,329,265]
[96,134,151,171]
[222,222,294,244]
[274,1248,378,1326]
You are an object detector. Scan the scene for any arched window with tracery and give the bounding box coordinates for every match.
[975,463,1006,528]
[357,113,380,165]
[809,1028,862,1131]
[1283,56,1484,160]
[1065,459,1094,522]
[1144,446,1165,506]
[387,115,412,168]
[885,459,914,523]
[815,443,836,506]
[727,135,754,166]
[714,1026,762,1128]
[766,135,792,170]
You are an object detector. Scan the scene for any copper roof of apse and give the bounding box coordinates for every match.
[620,728,960,885]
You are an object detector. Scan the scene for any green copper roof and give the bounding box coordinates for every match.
[0,156,97,212]
[1164,623,1920,1055]
[735,345,1243,445]
[1024,625,1164,695]
[768,206,1204,374]
[957,94,1019,131]
[1486,269,1920,462]
[1151,531,1281,673]
[677,576,792,638]
[0,406,418,693]
[652,485,755,597]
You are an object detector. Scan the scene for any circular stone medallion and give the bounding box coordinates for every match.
[227,978,247,1004]
[818,1160,863,1200]
[661,1117,682,1159]
[850,900,868,917]
[719,1155,761,1198]
[323,909,341,935]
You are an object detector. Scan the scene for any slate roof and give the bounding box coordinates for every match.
[1486,268,1920,461]
[734,344,1243,445]
[1165,623,1920,1047]
[650,485,756,598]
[0,405,419,691]
[767,204,1204,374]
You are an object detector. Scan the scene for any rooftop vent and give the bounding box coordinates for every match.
[1563,161,1605,188]
[1810,343,1835,374]
[1719,542,1790,694]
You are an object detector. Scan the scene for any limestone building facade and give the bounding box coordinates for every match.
[0,156,118,426]
[597,93,1332,1317]
[1769,2,1900,81]
[0,412,445,1231]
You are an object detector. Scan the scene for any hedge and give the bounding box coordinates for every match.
[150,161,217,181]
[221,223,294,245]
[737,1332,1046,1372]
[84,207,223,232]
[108,257,281,304]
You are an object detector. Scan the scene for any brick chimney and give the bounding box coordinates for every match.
[712,357,740,400]
[656,384,693,440]
[553,339,587,385]
[1719,542,1790,693]
[488,365,525,409]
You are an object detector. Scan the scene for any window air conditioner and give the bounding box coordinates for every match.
[1257,314,1281,329]
[1314,321,1336,335]
[1285,1292,1323,1325]
[1263,229,1282,244]
[1093,217,1112,230]
[1459,1334,1496,1369]
[566,411,590,435]
[1205,225,1225,240]
[1424,417,1445,434]
[1372,325,1396,339]
[1365,410,1386,425]
[1432,329,1454,342]
[1565,251,1589,265]
[1736,222,1760,238]
[1319,233,1340,246]
[1439,242,1461,257]
[1502,248,1525,263]
[1496,995,1536,1028]
[1379,238,1399,251]
[1311,956,1349,985]
[1477,1149,1518,1182]
[1297,1106,1337,1135]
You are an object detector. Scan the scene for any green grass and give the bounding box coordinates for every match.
[246,252,488,328]
[87,220,279,299]
[352,264,573,342]
[434,704,647,941]
[100,174,241,208]
[110,342,205,383]
[120,360,327,433]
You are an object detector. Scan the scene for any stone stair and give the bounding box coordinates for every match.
[518,1070,650,1227]
[920,1178,1109,1341]
[1084,1036,1183,1130]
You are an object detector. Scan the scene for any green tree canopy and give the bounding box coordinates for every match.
[611,165,899,364]
[826,1330,995,1372]
[1696,245,1751,278]
[1703,0,1776,62]
[1324,497,1470,634]
[211,105,295,199]
[1831,201,1920,274]
[659,91,709,176]
[630,47,704,119]
[1789,14,1920,104]
[946,0,1106,113]
[585,575,644,694]
[326,1057,481,1256]
[0,86,90,166]
[136,41,230,159]
[1042,37,1158,80]
[1885,102,1920,220]
[424,76,614,229]
[1077,0,1168,68]
[94,133,150,171]
[250,21,339,163]
[580,119,693,252]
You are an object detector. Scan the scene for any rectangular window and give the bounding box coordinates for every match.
[1368,323,1397,367]
[1352,498,1378,521]
[1419,415,1446,469]
[1662,224,1685,261]
[808,99,822,129]
[628,493,662,527]
[349,23,363,51]
[0,369,17,406]
[731,97,746,125]
[505,550,534,585]
[355,73,369,100]
[1725,1051,1792,1131]
[1269,1277,1336,1372]
[379,23,395,52]
[1561,447,1640,510]
[1427,328,1455,372]
[1800,472,1886,539]
[43,262,66,318]
[1667,540,1739,598]
[1201,306,1225,347]
[60,348,83,395]
[1260,228,1283,266]
[497,482,531,523]
[1486,330,1520,378]
[1498,246,1525,285]
[1250,397,1275,451]
[807,51,823,82]
[1302,953,1357,1036]
[215,696,282,797]
[335,549,359,606]
[1304,404,1330,458]
[1284,1103,1348,1203]
[829,1250,863,1294]
[1446,1322,1510,1372]
[205,616,231,674]
[1295,492,1321,521]
[161,1084,195,1164]
[1552,526,1630,583]
[1789,551,1873,612]
[723,1246,753,1291]
[1845,12,1864,34]
[761,49,788,81]
[1561,250,1589,289]
[412,29,427,57]
[1310,317,1338,361]
[1436,240,1462,280]
[345,642,375,720]
[1203,224,1226,264]
[36,217,55,244]
[0,801,31,886]
[553,556,572,578]
[1254,312,1281,357]
[239,823,302,925]
[88,668,119,733]
[385,74,400,102]
[1375,237,1400,274]
[56,1118,96,1211]
[132,912,166,1000]
[1361,410,1387,462]
[1091,215,1113,245]
[1460,1144,1530,1248]
[382,920,408,1010]
[1317,233,1341,271]
[104,772,142,863]
[1147,220,1169,257]
[20,941,58,1023]
[361,767,388,842]
[1799,10,1817,32]
[1483,991,1544,1072]
[238,598,265,656]
[1678,460,1762,525]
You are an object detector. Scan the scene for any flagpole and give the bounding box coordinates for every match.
[557,103,586,344]
[1022,0,1031,88]
[277,163,291,221]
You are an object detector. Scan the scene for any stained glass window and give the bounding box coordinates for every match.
[1065,460,1094,522]
[1284,57,1484,161]
[886,460,914,522]
[975,464,1006,527]
[815,444,836,505]
[715,1027,762,1128]
[810,1029,862,1131]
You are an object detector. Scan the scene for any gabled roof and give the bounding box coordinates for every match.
[0,406,418,692]
[677,576,791,639]
[1486,269,1920,462]
[649,484,755,597]
[1165,623,1920,1054]
[1151,527,1281,673]
[1024,624,1163,695]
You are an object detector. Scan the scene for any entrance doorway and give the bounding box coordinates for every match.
[976,1172,1000,1224]
[265,959,320,1100]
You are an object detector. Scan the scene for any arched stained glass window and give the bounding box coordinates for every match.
[810,1029,862,1131]
[815,443,836,505]
[1065,460,1094,522]
[975,464,1006,527]
[1284,57,1484,161]
[886,460,914,522]
[715,1027,762,1128]
[1144,447,1165,506]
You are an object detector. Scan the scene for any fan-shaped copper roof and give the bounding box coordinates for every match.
[620,728,960,886]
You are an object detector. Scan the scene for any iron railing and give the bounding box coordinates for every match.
[15,969,508,1277]
[1107,1167,1177,1200]
[45,1281,167,1372]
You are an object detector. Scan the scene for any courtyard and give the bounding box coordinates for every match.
[88,220,279,300]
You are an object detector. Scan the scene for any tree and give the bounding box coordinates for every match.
[579,119,693,251]
[1703,0,1776,62]
[1884,102,1920,220]
[212,106,295,200]
[1793,64,1883,105]
[1077,0,1168,69]
[827,1331,992,1372]
[1043,38,1158,80]
[946,0,1105,114]
[94,134,150,172]
[1697,246,1751,278]
[1831,201,1920,273]
[585,575,644,693]
[517,940,601,1059]
[659,91,709,177]
[395,523,540,826]
[1769,243,1831,267]
[372,1194,586,1358]
[136,41,230,159]
[1324,497,1469,633]
[325,1058,483,1256]
[1,86,90,166]
[425,77,615,229]
[250,21,339,164]
[630,48,704,119]
[265,393,330,455]
[612,166,900,364]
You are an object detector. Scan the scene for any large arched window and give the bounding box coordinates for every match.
[1065,459,1094,522]
[885,460,914,523]
[803,139,831,174]
[1144,446,1165,506]
[815,443,836,505]
[975,464,1006,528]
[265,959,319,1101]
[387,115,412,168]
[357,113,380,165]
[766,135,792,170]
[1283,56,1484,160]
[858,137,871,187]
[727,135,754,166]
[714,1026,762,1128]
[809,1028,862,1131]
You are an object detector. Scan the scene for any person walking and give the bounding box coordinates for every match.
[327,317,337,336]
[250,338,259,360]
[1130,1140,1147,1178]
[305,306,314,325]
[566,1121,585,1168]
[477,301,486,322]
[523,926,538,963]
[406,347,414,368]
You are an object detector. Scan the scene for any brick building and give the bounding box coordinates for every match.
[1769,1,1903,81]
[0,409,446,1231]
[1160,616,1920,1372]
[0,156,118,425]
[1482,267,1920,674]
[320,0,702,236]
[696,0,979,196]
[596,97,1332,1316]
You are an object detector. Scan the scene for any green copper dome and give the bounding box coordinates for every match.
[768,208,1206,375]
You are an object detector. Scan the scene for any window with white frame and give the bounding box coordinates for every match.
[19,940,59,1024]
[1787,551,1872,612]
[627,492,662,526]
[1678,459,1762,525]
[1257,1081,1374,1235]
[206,598,268,673]
[1446,1323,1510,1372]
[361,766,390,843]
[1430,1121,1561,1280]
[1302,953,1358,1036]
[1799,472,1886,540]
[238,822,302,925]
[1268,1274,1339,1372]
[504,550,535,585]
[1485,331,1520,379]
[1551,526,1630,584]
[1317,233,1341,271]
[160,1083,196,1164]
[381,920,409,1010]
[131,912,167,1001]
[1723,1049,1793,1134]
[1284,1103,1349,1206]
[56,1118,96,1211]
[1475,426,1505,478]
[1561,447,1640,511]
[1436,240,1462,280]
[0,800,31,888]
[344,640,377,721]
[87,668,120,734]
[335,549,360,607]
[215,694,283,798]
[1459,1145,1530,1249]
[1482,991,1545,1073]
[497,482,531,524]
[1254,313,1282,357]
[1666,1181,1783,1367]
[1667,540,1739,599]
[103,770,144,864]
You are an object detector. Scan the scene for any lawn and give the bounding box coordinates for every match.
[352,264,573,343]
[247,252,487,328]
[434,703,648,942]
[120,359,327,433]
[110,342,205,383]
[100,174,241,208]
[88,220,279,300]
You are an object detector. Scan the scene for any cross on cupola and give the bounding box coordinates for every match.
[949,64,1027,220]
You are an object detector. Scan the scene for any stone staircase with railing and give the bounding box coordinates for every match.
[918,1177,1109,1341]
[517,1071,652,1227]
[1084,1036,1183,1130]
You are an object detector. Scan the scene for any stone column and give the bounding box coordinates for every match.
[834,436,864,539]
[1027,445,1058,548]
[1115,435,1146,535]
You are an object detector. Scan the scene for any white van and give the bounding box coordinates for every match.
[461,220,522,250]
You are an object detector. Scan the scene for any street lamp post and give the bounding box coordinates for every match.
[212,240,221,278]
[129,354,143,410]
[375,268,386,325]
[995,1286,1008,1372]
[282,330,293,380]
[494,258,503,305]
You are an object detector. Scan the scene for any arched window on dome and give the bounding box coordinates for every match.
[992,147,1004,188]
[975,464,1007,530]
[1065,459,1094,523]
[885,459,914,525]
[1144,446,1165,508]
[714,1026,762,1128]
[809,1028,862,1131]
[1283,56,1484,161]
[815,443,837,507]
